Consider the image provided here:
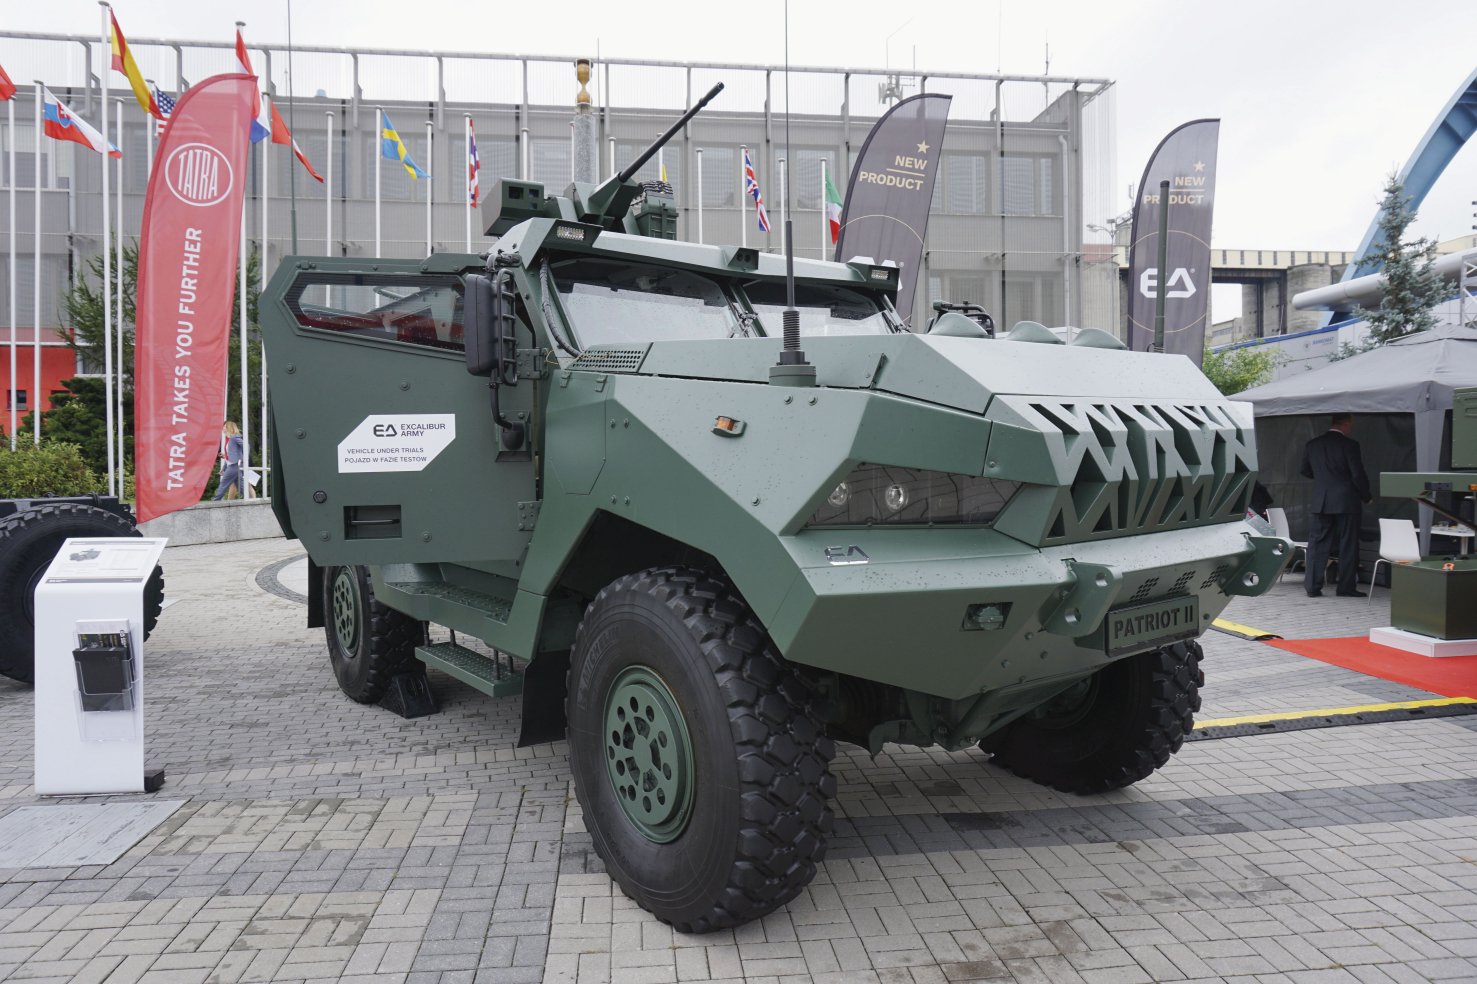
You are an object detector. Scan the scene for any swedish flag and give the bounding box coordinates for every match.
[380,111,429,179]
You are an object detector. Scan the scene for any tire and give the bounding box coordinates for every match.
[322,564,422,702]
[567,566,835,933]
[0,503,165,685]
[988,640,1204,795]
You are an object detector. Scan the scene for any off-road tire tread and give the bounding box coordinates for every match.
[0,502,165,685]
[324,566,421,704]
[569,566,836,933]
[992,640,1203,795]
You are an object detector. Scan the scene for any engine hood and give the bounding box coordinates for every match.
[624,332,1225,413]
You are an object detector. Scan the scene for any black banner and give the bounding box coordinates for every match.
[834,93,951,327]
[1126,119,1220,359]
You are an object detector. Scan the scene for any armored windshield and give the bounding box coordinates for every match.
[743,282,895,337]
[551,257,742,346]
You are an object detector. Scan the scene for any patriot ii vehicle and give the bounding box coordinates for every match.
[261,85,1288,931]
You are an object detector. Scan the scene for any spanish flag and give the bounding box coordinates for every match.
[380,111,429,180]
[109,10,161,120]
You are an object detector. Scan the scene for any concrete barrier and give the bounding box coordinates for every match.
[138,499,284,546]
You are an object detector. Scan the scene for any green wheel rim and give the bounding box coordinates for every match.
[602,665,695,843]
[331,569,361,657]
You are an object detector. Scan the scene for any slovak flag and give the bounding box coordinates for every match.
[42,86,120,158]
[236,28,267,141]
[468,119,480,208]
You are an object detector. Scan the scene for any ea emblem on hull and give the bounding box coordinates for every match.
[163,143,234,207]
[824,545,870,566]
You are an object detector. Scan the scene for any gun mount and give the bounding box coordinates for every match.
[484,82,724,238]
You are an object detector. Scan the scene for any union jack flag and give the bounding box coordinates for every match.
[468,119,480,208]
[152,84,175,137]
[743,148,770,233]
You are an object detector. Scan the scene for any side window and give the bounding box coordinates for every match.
[284,273,466,352]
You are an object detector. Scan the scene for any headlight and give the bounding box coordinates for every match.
[808,464,1022,526]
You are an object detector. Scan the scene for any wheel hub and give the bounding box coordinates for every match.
[331,569,361,656]
[602,665,694,843]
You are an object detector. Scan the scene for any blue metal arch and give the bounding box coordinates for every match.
[1345,66,1477,281]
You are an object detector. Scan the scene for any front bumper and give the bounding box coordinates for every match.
[768,521,1289,699]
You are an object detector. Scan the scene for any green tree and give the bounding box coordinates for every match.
[1355,173,1444,344]
[56,242,266,479]
[20,377,116,476]
[1201,344,1279,396]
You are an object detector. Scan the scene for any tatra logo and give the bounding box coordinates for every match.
[1138,267,1198,299]
[373,424,398,437]
[164,143,234,207]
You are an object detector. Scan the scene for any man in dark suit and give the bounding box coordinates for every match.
[1300,413,1373,597]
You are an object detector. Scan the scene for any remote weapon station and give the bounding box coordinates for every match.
[261,83,1288,931]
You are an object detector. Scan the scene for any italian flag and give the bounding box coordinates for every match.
[824,170,843,244]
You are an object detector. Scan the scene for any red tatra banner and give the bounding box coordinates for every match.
[135,74,256,523]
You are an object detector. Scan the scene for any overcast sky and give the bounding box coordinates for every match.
[5,0,1475,284]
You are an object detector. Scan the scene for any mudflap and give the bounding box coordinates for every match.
[306,559,324,628]
[518,650,570,747]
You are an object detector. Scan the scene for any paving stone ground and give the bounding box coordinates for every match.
[2,536,1475,984]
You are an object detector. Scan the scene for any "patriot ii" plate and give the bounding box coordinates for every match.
[1105,595,1199,656]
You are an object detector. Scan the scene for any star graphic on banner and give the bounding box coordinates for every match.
[917,140,930,154]
[1194,161,1205,172]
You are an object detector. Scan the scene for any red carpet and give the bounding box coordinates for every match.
[1266,637,1477,698]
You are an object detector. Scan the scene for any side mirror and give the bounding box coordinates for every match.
[464,273,497,376]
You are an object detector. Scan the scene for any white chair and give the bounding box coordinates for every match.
[1369,518,1422,603]
[1267,508,1306,579]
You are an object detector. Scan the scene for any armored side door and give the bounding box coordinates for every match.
[264,260,536,573]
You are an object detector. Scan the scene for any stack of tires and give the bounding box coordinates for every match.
[0,496,164,684]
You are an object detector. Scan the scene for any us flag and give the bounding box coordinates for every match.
[743,148,770,233]
[152,84,176,136]
[468,119,480,208]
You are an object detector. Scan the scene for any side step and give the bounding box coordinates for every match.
[415,642,524,699]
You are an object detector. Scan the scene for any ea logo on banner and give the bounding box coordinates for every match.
[163,143,234,207]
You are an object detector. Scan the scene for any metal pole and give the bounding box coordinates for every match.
[325,110,333,256]
[260,97,271,494]
[740,144,747,249]
[1152,178,1170,353]
[425,119,433,255]
[31,83,41,445]
[261,94,269,288]
[115,99,125,493]
[100,7,117,492]
[695,148,703,245]
[7,96,15,449]
[820,157,828,261]
[464,114,471,253]
[520,126,529,180]
[374,108,381,256]
[239,197,249,491]
[607,136,615,182]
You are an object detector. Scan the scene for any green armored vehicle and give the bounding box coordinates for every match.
[261,88,1288,931]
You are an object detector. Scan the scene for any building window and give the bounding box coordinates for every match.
[932,154,988,215]
[531,139,572,189]
[789,148,837,210]
[1002,155,1056,216]
[699,146,735,208]
[10,390,27,410]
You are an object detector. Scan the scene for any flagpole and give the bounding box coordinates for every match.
[374,108,381,256]
[260,93,270,499]
[424,119,432,255]
[7,93,15,449]
[739,144,747,249]
[99,5,116,491]
[115,98,125,495]
[695,148,703,245]
[464,114,471,253]
[819,157,827,261]
[325,111,333,258]
[144,79,153,175]
[239,197,249,496]
[31,83,41,445]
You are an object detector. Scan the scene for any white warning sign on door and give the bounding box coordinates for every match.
[338,414,457,473]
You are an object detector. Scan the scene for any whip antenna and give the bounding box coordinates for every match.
[769,0,815,386]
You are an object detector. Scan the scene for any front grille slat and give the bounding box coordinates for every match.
[1017,398,1256,543]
